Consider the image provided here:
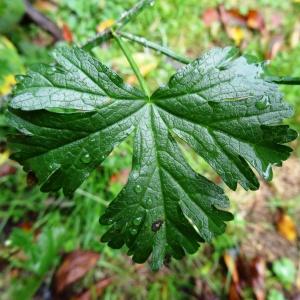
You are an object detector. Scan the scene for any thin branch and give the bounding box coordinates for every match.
[117,31,191,64]
[114,33,150,98]
[265,76,300,85]
[23,0,63,41]
[82,0,153,51]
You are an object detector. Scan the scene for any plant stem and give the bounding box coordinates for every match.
[82,0,153,51]
[265,76,300,85]
[117,31,191,64]
[114,33,150,98]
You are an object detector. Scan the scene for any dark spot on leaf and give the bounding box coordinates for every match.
[151,220,163,232]
[27,171,38,187]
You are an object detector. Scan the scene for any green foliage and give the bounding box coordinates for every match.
[7,45,296,269]
[0,0,25,34]
[272,258,296,288]
[9,227,66,300]
[267,289,285,300]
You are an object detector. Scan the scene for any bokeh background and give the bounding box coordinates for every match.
[0,0,299,299]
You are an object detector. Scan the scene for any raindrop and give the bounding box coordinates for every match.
[81,152,91,164]
[100,154,106,160]
[134,184,142,193]
[46,66,56,75]
[255,95,270,110]
[15,75,25,81]
[263,164,272,181]
[145,198,152,208]
[133,216,142,226]
[150,0,155,6]
[129,228,137,235]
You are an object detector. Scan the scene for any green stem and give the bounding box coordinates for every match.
[117,31,191,64]
[82,0,153,51]
[114,33,150,98]
[265,76,300,85]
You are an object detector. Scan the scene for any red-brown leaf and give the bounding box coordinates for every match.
[54,250,100,294]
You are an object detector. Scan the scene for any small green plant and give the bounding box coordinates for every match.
[7,0,298,270]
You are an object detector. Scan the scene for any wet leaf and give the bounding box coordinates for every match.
[54,250,100,294]
[8,46,296,269]
[72,278,112,300]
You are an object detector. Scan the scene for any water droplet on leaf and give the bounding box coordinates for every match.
[255,96,270,110]
[133,216,142,226]
[129,228,137,235]
[145,198,152,207]
[81,152,91,164]
[134,184,142,193]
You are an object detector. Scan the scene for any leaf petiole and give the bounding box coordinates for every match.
[117,31,191,64]
[113,32,151,98]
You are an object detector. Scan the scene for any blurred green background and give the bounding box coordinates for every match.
[0,0,299,299]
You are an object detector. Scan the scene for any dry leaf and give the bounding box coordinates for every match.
[54,250,100,294]
[97,19,115,33]
[226,26,245,45]
[62,23,73,43]
[72,278,112,300]
[247,10,265,32]
[250,257,265,300]
[110,168,130,185]
[224,252,239,284]
[276,211,297,242]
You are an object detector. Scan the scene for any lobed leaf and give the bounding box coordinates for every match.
[8,46,297,269]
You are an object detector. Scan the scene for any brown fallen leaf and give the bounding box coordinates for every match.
[54,250,100,294]
[110,168,130,185]
[275,209,297,242]
[0,164,17,178]
[62,23,73,43]
[247,10,265,32]
[250,257,265,300]
[202,8,219,26]
[96,19,115,33]
[72,278,112,300]
[224,252,239,284]
[266,35,284,59]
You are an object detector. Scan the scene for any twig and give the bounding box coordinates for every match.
[114,33,150,98]
[117,31,191,64]
[23,0,63,41]
[264,76,300,85]
[82,0,153,51]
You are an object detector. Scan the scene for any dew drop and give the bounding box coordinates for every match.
[46,66,56,75]
[145,198,152,208]
[81,152,91,164]
[255,95,270,110]
[129,228,137,235]
[133,216,142,226]
[15,75,25,81]
[150,0,155,6]
[134,184,142,193]
[107,218,113,224]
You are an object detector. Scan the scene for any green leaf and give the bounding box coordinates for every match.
[8,46,297,269]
